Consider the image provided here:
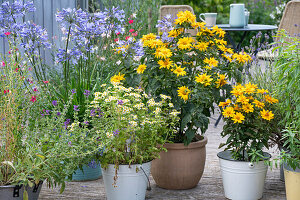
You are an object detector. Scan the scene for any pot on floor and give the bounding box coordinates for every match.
[151,136,208,189]
[217,151,270,200]
[102,161,151,200]
[284,164,300,200]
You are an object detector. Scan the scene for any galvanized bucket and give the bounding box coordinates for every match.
[102,162,151,200]
[218,151,270,200]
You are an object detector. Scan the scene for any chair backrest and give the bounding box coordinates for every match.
[278,1,300,38]
[159,5,197,36]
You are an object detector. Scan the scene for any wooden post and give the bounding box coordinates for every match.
[148,8,152,32]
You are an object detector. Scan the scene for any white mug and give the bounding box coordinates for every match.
[199,13,217,27]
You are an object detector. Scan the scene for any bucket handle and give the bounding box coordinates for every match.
[13,185,22,197]
[33,181,42,193]
[140,166,151,191]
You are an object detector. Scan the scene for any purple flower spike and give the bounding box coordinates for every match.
[57,112,61,116]
[45,110,50,115]
[52,100,58,106]
[71,89,76,94]
[74,105,79,111]
[64,119,71,129]
[84,90,90,97]
[90,109,96,117]
[117,100,124,105]
[113,129,120,136]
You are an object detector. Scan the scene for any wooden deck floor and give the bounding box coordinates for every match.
[39,111,286,200]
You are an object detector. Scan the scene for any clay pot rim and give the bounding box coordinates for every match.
[163,136,208,150]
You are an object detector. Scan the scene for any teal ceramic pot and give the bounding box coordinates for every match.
[72,162,102,181]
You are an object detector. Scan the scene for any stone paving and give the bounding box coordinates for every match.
[39,110,286,200]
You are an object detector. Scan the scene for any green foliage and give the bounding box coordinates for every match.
[0,45,42,186]
[273,31,300,130]
[271,31,300,169]
[0,45,99,188]
[279,125,300,170]
[90,84,179,170]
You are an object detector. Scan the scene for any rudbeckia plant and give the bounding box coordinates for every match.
[115,11,251,145]
[218,83,279,162]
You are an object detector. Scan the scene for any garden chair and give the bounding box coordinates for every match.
[257,0,300,60]
[159,5,197,36]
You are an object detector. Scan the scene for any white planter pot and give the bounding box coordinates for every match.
[218,151,270,200]
[102,161,151,200]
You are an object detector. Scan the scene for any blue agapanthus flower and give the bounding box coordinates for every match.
[0,0,35,36]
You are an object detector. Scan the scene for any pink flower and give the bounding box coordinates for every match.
[33,88,38,92]
[8,51,11,54]
[128,20,134,24]
[43,80,49,84]
[15,68,19,72]
[132,32,138,37]
[4,32,11,36]
[1,61,5,67]
[116,32,120,35]
[4,90,9,94]
[129,29,134,33]
[125,36,130,40]
[30,96,37,103]
[114,38,119,42]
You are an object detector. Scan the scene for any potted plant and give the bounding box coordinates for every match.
[272,31,300,199]
[278,125,300,200]
[90,83,178,200]
[218,83,279,200]
[114,10,251,189]
[0,41,47,199]
[0,41,99,200]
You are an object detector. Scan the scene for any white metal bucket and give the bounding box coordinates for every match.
[102,161,151,200]
[218,151,269,200]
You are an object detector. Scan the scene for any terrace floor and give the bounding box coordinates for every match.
[39,109,286,200]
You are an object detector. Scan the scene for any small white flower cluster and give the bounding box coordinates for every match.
[134,103,144,110]
[129,121,138,127]
[69,122,80,132]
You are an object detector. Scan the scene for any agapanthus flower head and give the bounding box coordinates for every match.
[19,22,51,54]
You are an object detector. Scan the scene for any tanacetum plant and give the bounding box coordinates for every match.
[90,83,179,181]
[219,83,279,162]
[114,10,251,144]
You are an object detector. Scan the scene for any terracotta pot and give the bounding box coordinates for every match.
[151,136,208,189]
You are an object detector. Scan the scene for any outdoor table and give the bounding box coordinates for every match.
[216,24,278,53]
[213,24,277,127]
